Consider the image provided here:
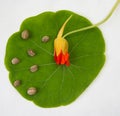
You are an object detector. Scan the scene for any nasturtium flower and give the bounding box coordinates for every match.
[54,15,72,66]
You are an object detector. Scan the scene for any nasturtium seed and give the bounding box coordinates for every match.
[30,65,38,72]
[21,30,29,39]
[41,36,50,42]
[11,57,20,64]
[27,49,36,56]
[13,80,21,87]
[27,87,37,95]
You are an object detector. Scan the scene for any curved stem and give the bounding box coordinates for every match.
[63,0,120,38]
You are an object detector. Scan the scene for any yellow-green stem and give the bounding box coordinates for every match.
[63,0,120,38]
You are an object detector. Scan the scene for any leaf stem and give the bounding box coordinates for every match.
[63,0,120,38]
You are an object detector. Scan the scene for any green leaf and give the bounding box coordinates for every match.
[5,10,105,108]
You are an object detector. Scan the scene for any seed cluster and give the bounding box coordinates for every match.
[12,29,50,96]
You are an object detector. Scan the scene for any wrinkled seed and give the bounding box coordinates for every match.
[30,65,38,72]
[27,87,37,95]
[11,57,20,64]
[21,30,29,39]
[27,49,36,56]
[42,36,50,42]
[13,80,21,87]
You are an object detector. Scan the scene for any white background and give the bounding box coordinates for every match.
[0,0,120,116]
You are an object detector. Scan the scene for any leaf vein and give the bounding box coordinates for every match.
[30,40,53,56]
[41,66,61,88]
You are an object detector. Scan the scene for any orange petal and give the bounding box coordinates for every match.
[54,50,70,66]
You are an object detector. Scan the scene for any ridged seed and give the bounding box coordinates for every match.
[27,49,35,56]
[30,65,38,72]
[27,87,37,95]
[11,57,20,64]
[13,80,21,87]
[21,30,29,39]
[41,36,50,42]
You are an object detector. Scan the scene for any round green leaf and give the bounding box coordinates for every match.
[5,10,105,108]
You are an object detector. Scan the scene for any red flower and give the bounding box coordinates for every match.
[54,15,72,66]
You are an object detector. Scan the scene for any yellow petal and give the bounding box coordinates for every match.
[54,37,68,56]
[57,15,72,38]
